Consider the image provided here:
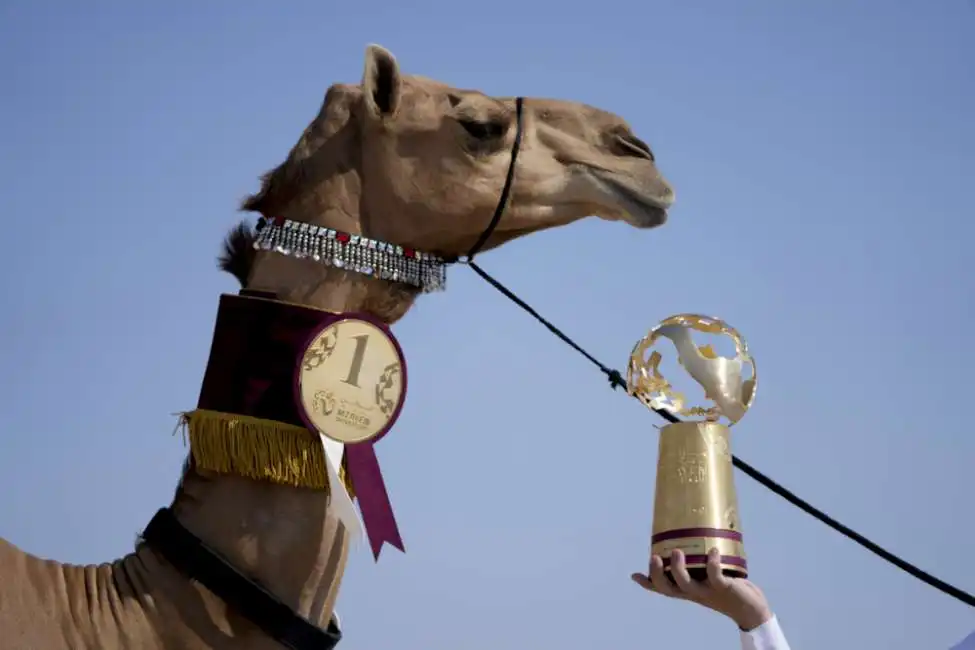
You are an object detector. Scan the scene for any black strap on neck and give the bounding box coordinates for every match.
[143,508,342,650]
[463,96,525,262]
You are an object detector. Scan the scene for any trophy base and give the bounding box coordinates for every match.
[651,534,748,582]
[659,562,748,584]
[652,567,746,588]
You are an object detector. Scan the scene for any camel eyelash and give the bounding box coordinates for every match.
[458,118,506,140]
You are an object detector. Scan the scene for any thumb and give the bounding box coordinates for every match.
[631,573,654,591]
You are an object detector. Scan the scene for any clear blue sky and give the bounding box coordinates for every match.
[1,1,973,648]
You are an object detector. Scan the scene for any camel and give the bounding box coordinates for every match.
[0,44,675,650]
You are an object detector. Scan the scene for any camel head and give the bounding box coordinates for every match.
[229,44,674,316]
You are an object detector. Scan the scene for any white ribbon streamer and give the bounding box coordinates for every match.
[319,435,364,543]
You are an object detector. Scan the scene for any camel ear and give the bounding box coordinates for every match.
[361,44,402,119]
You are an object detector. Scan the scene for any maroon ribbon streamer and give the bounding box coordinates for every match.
[344,441,403,559]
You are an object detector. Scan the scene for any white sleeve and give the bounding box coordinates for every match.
[739,615,791,650]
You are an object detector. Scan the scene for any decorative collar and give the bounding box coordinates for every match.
[189,292,403,558]
[253,216,448,293]
[188,292,354,492]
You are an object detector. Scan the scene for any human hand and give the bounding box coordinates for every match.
[631,547,772,631]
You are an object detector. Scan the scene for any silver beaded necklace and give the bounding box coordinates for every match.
[252,216,448,293]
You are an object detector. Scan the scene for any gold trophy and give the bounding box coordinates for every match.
[626,314,757,580]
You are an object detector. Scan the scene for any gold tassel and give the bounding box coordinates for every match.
[179,409,355,497]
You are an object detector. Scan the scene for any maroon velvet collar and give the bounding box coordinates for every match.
[196,291,342,426]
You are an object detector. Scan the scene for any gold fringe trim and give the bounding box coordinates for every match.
[178,409,354,497]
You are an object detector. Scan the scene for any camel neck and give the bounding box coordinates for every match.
[79,540,335,650]
[155,294,358,642]
[131,476,349,649]
[244,165,421,325]
[0,533,318,650]
[246,257,419,324]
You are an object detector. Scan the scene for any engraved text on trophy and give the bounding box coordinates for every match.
[653,425,739,532]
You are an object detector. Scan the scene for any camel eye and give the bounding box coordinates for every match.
[458,118,506,140]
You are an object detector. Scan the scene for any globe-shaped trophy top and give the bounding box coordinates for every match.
[626,314,757,426]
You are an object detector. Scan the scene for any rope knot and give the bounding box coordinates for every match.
[606,369,627,391]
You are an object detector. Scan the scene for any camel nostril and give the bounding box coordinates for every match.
[614,132,655,162]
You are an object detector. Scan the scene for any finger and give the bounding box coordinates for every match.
[630,573,654,591]
[649,554,682,598]
[671,550,706,599]
[705,547,732,590]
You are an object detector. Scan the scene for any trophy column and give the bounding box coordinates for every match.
[651,420,746,579]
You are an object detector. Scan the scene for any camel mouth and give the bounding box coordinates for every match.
[612,184,669,229]
[586,168,673,229]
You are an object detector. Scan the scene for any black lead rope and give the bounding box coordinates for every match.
[463,262,975,609]
[457,96,975,609]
